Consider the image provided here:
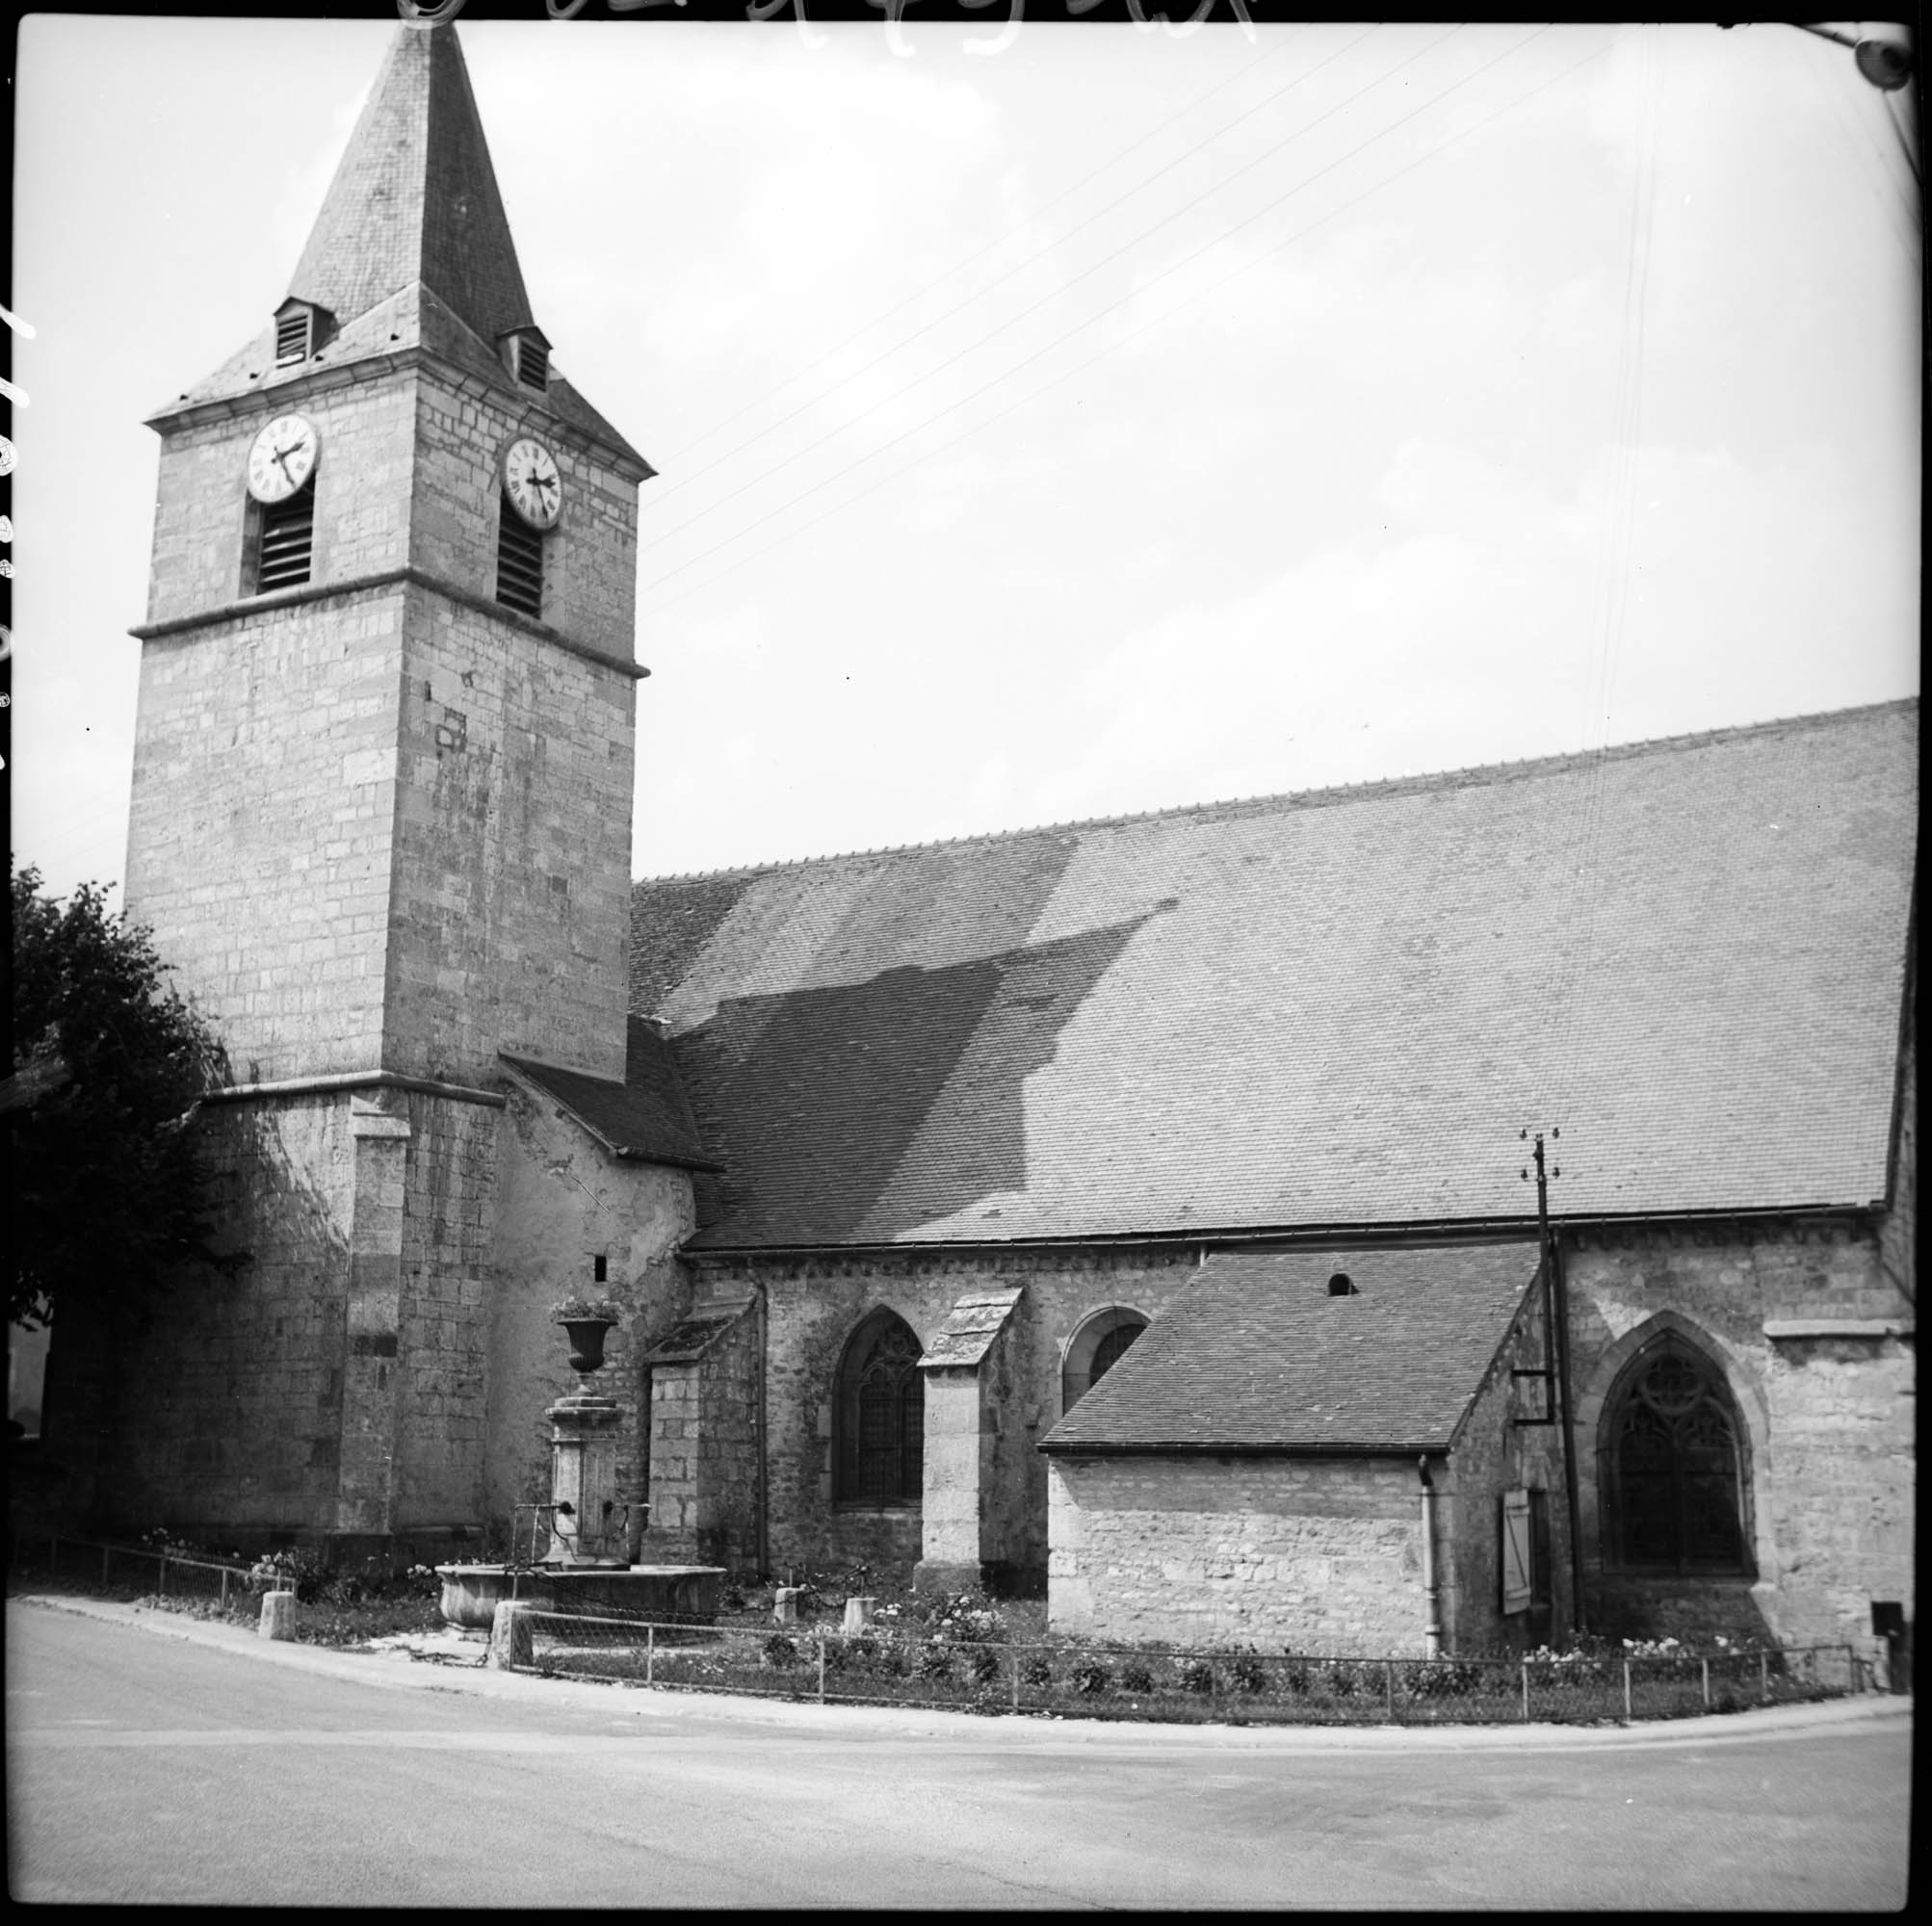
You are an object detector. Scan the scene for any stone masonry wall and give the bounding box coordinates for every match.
[483,1080,694,1549]
[91,1094,357,1543]
[125,586,405,1084]
[646,1308,762,1571]
[698,1245,1203,1588]
[1047,1454,1428,1655]
[389,582,635,1083]
[144,375,417,627]
[1564,1216,1915,1658]
[392,1091,500,1529]
[1441,1281,1570,1654]
[409,370,640,667]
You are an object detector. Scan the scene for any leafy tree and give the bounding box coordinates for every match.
[7,864,244,1328]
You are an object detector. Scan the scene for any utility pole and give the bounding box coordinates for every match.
[1523,1128,1588,1634]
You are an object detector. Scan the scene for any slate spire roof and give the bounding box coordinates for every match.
[285,23,533,349]
[148,24,648,475]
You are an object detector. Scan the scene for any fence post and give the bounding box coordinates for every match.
[646,1622,655,1688]
[1521,1659,1529,1722]
[159,1555,168,1598]
[221,1568,230,1610]
[1760,1649,1769,1702]
[1701,1656,1710,1708]
[1622,1656,1632,1720]
[817,1636,826,1705]
[1385,1658,1396,1722]
[1011,1645,1022,1714]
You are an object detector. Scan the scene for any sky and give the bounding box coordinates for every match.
[8,10,1921,903]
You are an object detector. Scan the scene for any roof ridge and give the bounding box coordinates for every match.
[633,696,1918,887]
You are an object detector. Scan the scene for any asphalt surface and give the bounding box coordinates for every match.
[5,1596,1913,1908]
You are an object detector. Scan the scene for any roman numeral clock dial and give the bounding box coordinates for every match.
[504,436,563,530]
[246,413,319,503]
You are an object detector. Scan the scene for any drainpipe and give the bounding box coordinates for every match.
[1419,1456,1442,1658]
[755,1283,770,1581]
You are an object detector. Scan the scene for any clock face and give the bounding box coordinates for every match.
[504,437,563,531]
[246,414,320,504]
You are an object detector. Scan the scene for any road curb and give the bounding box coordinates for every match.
[9,1592,1912,1753]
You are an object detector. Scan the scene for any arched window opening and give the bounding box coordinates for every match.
[1602,1338,1751,1576]
[834,1312,924,1507]
[1062,1306,1150,1415]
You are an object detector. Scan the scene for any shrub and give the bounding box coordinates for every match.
[1022,1652,1054,1688]
[918,1642,954,1682]
[1070,1659,1110,1697]
[970,1645,1003,1687]
[1228,1651,1268,1695]
[1119,1662,1156,1696]
[763,1633,799,1671]
[1180,1660,1214,1696]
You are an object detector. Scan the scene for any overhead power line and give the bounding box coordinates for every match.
[641,25,1464,573]
[639,27,1597,622]
[658,23,1316,468]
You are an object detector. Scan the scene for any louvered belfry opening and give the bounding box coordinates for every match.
[496,497,543,617]
[253,480,315,592]
[516,336,549,393]
[274,310,310,367]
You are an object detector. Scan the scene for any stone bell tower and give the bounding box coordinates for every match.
[112,22,653,1555]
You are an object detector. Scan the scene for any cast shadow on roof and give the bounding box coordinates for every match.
[680,905,1172,1245]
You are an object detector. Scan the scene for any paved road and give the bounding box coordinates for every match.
[5,1600,1911,1908]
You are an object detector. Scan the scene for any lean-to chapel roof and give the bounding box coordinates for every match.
[631,700,1917,1252]
[1039,1245,1539,1455]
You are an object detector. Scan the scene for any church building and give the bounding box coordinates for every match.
[51,24,1914,1668]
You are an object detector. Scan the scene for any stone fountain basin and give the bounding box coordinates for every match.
[436,1563,727,1630]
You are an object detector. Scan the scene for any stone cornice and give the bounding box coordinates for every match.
[145,338,653,483]
[200,1068,507,1109]
[129,565,649,682]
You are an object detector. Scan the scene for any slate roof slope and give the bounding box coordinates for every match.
[631,700,1918,1249]
[502,1018,720,1171]
[1039,1246,1538,1454]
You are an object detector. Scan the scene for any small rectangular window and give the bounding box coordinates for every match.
[252,480,315,592]
[495,498,543,618]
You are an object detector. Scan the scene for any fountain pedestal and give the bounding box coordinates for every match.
[547,1386,624,1565]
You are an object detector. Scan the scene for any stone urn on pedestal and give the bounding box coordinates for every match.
[548,1299,626,1567]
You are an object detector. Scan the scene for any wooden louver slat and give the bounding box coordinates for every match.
[496,503,544,617]
[255,483,314,592]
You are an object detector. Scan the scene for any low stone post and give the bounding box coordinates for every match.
[488,1600,535,1671]
[258,1589,298,1641]
[842,1596,875,1635]
[773,1586,801,1627]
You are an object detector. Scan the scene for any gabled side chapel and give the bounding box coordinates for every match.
[53,24,1914,1666]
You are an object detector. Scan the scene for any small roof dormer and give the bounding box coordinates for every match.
[501,325,552,396]
[273,297,333,369]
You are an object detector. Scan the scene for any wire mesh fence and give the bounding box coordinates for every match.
[509,1610,1864,1727]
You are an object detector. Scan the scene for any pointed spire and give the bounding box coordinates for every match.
[286,23,534,345]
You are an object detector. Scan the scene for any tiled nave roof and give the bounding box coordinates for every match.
[631,700,1917,1250]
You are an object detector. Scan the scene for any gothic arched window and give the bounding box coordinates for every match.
[834,1311,925,1507]
[1061,1306,1150,1415]
[1602,1338,1751,1575]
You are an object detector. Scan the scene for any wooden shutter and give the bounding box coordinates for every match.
[1501,1488,1533,1615]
